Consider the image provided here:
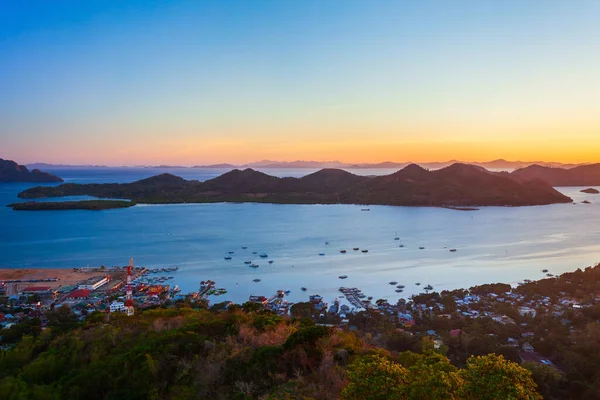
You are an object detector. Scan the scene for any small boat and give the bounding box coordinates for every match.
[361,208,370,211]
[249,264,259,268]
[353,247,359,251]
[424,284,433,290]
[367,296,373,300]
[361,249,368,253]
[319,253,325,256]
[242,246,247,249]
[419,247,425,250]
[301,287,307,291]
[340,250,347,253]
[339,275,348,279]
[325,240,329,245]
[284,290,291,295]
[399,244,405,248]
[449,249,457,252]
[415,282,421,286]
[542,269,548,273]
[389,281,398,285]
[395,289,403,293]
[546,273,554,277]
[224,256,232,260]
[228,251,234,254]
[268,260,274,264]
[259,253,268,258]
[253,278,261,282]
[244,261,252,264]
[252,251,257,255]
[394,232,400,241]
[397,285,405,289]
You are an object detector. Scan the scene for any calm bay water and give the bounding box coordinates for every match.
[1,167,599,305]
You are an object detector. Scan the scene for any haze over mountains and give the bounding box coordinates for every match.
[27,159,585,170]
[18,163,571,207]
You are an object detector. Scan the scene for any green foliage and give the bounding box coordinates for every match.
[460,354,542,400]
[283,325,331,350]
[340,355,408,400]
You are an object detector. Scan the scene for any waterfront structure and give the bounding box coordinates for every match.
[78,275,110,291]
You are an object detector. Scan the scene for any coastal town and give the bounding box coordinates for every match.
[2,258,599,382]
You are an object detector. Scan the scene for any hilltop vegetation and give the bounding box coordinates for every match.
[0,303,540,400]
[17,163,571,207]
[9,200,135,211]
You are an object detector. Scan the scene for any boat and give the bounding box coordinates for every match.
[424,284,433,290]
[340,250,347,253]
[339,275,348,279]
[252,279,261,283]
[367,296,373,300]
[399,244,405,248]
[242,246,247,249]
[419,247,425,250]
[394,232,400,241]
[361,249,368,253]
[389,281,398,285]
[319,253,325,256]
[228,251,234,254]
[361,208,370,211]
[396,285,405,289]
[353,247,359,251]
[244,261,252,264]
[259,253,268,258]
[249,264,259,268]
[301,287,307,291]
[542,269,549,273]
[224,256,232,260]
[449,249,457,252]
[268,260,274,264]
[252,251,257,255]
[415,282,421,286]
[395,289,403,293]
[284,290,291,295]
[546,273,554,277]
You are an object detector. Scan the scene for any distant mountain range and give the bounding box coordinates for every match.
[0,158,63,183]
[17,163,571,207]
[27,159,586,170]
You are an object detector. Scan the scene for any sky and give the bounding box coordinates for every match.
[1,0,600,166]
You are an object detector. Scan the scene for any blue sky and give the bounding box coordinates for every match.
[2,0,600,164]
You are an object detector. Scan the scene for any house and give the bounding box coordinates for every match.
[518,306,536,317]
[522,342,535,352]
[66,289,91,300]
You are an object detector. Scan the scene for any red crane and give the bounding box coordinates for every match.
[125,258,135,316]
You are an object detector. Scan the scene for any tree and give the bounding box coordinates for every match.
[460,354,541,400]
[340,355,408,400]
[290,302,315,319]
[404,352,463,400]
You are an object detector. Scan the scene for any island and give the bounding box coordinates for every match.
[581,188,599,194]
[0,158,63,182]
[512,163,600,186]
[16,163,572,208]
[9,200,135,211]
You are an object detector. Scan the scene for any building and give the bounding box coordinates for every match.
[21,286,53,294]
[78,276,110,291]
[66,289,91,300]
[109,301,127,313]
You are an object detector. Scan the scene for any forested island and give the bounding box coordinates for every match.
[513,163,600,186]
[8,200,135,211]
[17,163,572,207]
[0,158,63,183]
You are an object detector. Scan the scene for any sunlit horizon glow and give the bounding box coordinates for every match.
[2,0,600,166]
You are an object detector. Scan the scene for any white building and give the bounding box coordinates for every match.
[110,301,127,313]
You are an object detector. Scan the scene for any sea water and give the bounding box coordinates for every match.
[1,167,599,305]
